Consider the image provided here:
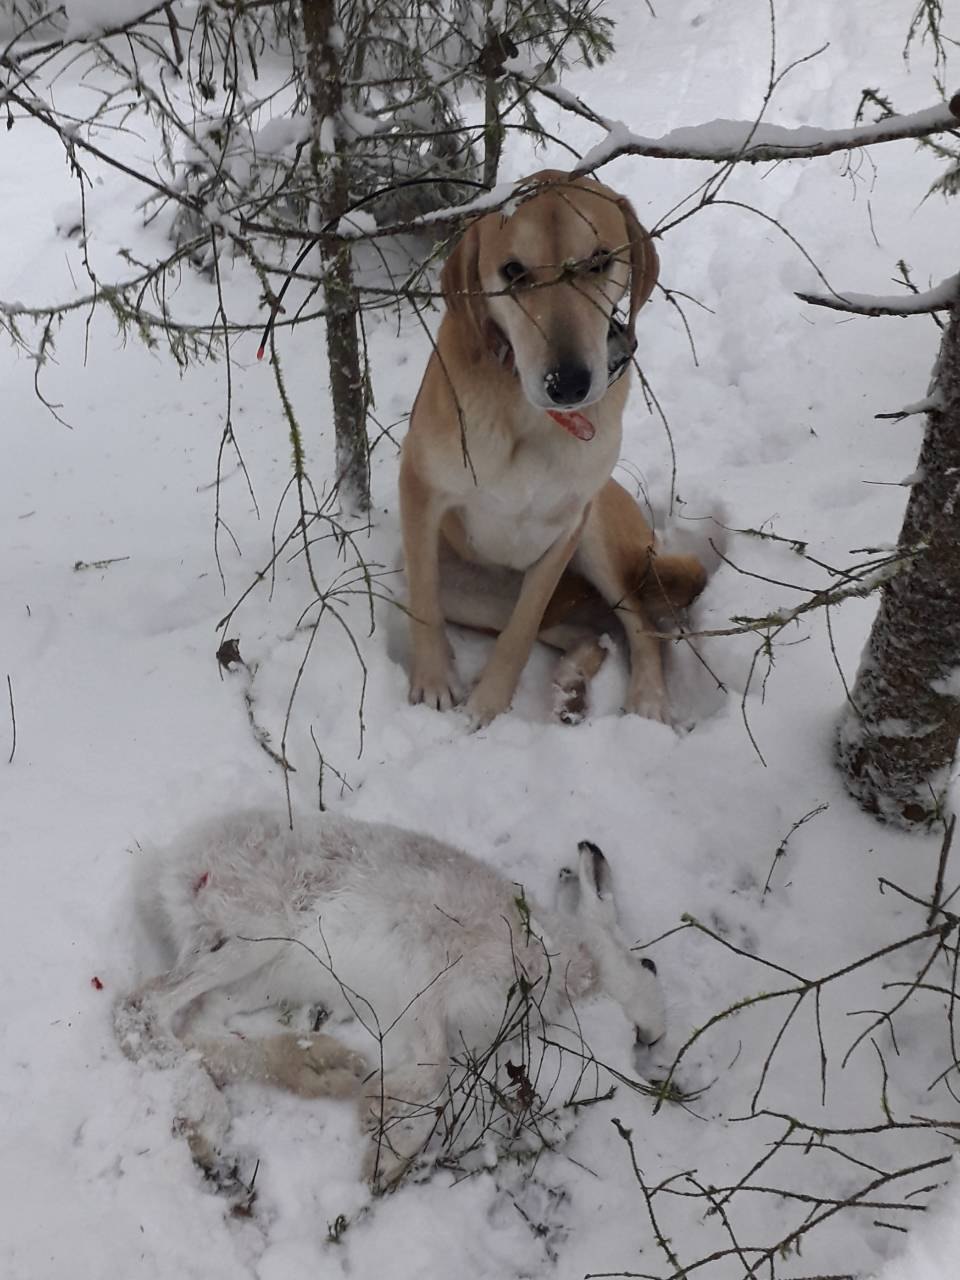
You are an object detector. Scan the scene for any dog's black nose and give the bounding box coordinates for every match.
[545,362,592,406]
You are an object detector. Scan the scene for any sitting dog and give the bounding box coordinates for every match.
[400,169,706,726]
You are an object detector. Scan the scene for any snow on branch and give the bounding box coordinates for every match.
[318,96,960,243]
[574,99,960,171]
[797,274,960,317]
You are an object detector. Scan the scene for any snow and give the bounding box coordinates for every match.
[253,117,313,156]
[3,2,960,1279]
[932,669,960,698]
[337,209,378,236]
[875,1162,960,1280]
[62,0,163,40]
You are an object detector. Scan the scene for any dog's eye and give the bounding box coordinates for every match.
[501,259,528,285]
[587,249,612,274]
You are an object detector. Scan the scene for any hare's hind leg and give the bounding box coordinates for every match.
[115,937,287,1178]
[191,1029,368,1098]
[117,935,370,1093]
[116,937,369,1178]
[114,936,285,1066]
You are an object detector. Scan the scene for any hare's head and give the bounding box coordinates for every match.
[557,840,666,1056]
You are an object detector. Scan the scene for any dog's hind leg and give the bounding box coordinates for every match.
[573,483,673,721]
[546,632,609,725]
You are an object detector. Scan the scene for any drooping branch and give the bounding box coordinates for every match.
[573,96,960,172]
[798,273,959,316]
[232,91,960,247]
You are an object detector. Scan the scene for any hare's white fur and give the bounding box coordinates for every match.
[115,808,664,1186]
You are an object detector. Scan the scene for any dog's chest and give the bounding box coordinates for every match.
[455,428,615,570]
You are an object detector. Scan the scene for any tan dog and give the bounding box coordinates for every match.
[399,170,706,726]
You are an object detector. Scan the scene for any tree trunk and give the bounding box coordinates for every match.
[482,72,503,189]
[837,296,960,827]
[301,0,370,515]
[481,10,504,189]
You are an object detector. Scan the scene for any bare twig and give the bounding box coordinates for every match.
[929,815,957,926]
[6,675,16,764]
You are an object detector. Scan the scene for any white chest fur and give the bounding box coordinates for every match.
[450,397,622,571]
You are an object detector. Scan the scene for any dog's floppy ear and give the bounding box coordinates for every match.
[617,197,659,341]
[440,220,487,348]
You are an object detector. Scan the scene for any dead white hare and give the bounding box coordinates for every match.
[115,808,665,1188]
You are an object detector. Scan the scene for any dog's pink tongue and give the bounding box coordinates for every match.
[546,409,596,441]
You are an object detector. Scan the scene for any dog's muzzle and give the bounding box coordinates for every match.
[485,315,636,393]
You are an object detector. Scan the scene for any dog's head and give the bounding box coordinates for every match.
[441,170,658,412]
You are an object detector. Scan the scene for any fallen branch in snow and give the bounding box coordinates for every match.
[662,545,907,762]
[240,664,297,778]
[655,912,958,1115]
[607,1116,951,1280]
[5,674,15,765]
[592,870,960,1280]
[213,473,395,823]
[762,803,831,897]
[73,556,130,572]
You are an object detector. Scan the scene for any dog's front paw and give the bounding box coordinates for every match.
[464,676,514,728]
[409,648,460,712]
[624,685,671,725]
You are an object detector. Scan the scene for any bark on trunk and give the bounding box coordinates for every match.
[837,296,960,827]
[482,73,503,189]
[301,0,370,514]
[480,12,504,189]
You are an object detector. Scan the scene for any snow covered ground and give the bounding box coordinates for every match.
[2,1,960,1277]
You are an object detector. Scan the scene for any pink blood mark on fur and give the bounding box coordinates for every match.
[194,871,210,894]
[90,976,104,990]
[546,409,595,441]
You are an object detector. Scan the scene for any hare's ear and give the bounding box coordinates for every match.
[616,197,659,343]
[440,220,487,345]
[577,840,617,919]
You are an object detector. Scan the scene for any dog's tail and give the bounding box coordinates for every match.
[638,550,707,619]
[639,497,728,618]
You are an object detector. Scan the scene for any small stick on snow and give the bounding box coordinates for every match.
[73,556,130,572]
[6,675,15,765]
